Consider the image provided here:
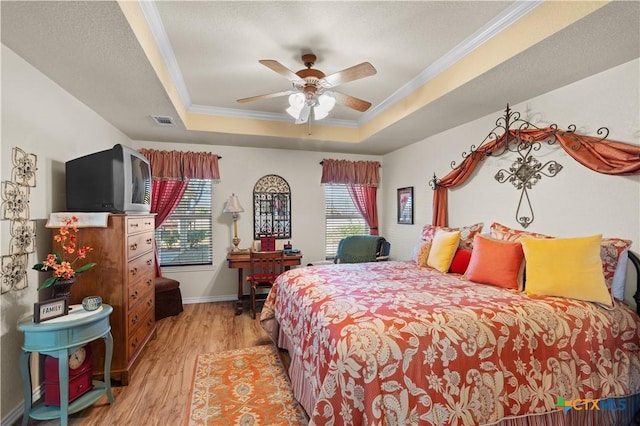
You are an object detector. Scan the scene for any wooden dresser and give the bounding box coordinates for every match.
[69,214,156,385]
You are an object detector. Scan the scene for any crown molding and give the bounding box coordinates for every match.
[140,0,542,127]
[359,0,543,125]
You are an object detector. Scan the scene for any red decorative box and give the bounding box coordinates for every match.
[44,366,93,406]
[44,345,93,406]
[260,235,276,251]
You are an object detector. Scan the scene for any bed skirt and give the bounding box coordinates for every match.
[276,323,640,426]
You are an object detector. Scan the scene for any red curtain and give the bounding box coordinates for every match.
[139,149,221,181]
[321,159,381,236]
[140,148,221,276]
[348,186,379,235]
[321,159,380,186]
[150,180,188,276]
[432,128,640,226]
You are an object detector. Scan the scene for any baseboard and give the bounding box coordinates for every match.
[182,293,270,305]
[182,295,237,305]
[2,385,42,426]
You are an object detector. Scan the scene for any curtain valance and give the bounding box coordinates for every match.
[320,159,380,187]
[138,148,221,181]
[432,127,640,226]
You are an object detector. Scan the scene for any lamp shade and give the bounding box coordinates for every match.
[223,193,244,214]
[286,93,305,119]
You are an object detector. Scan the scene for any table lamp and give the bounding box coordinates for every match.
[223,193,245,251]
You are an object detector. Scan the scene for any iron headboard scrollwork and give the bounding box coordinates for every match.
[430,104,611,228]
[629,251,640,316]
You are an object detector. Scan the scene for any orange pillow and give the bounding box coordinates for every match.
[416,242,432,267]
[466,235,524,290]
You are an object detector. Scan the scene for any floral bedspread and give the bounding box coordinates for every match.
[260,261,640,426]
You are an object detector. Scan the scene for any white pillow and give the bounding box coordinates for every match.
[612,249,629,300]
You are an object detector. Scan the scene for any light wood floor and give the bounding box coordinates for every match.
[25,301,277,426]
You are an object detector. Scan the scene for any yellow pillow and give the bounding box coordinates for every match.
[427,230,461,273]
[521,234,613,307]
[416,242,432,267]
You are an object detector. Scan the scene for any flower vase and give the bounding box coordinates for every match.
[52,277,77,299]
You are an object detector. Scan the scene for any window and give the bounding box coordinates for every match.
[155,179,212,267]
[325,185,369,258]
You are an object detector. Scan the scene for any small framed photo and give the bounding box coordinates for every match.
[397,187,414,225]
[34,297,69,323]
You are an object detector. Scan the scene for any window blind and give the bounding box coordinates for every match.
[325,185,369,258]
[156,179,213,266]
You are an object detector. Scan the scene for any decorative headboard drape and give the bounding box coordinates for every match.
[430,105,640,227]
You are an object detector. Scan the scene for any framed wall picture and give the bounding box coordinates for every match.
[397,187,414,224]
[34,297,69,323]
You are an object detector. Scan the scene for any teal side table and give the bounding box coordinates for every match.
[18,304,115,426]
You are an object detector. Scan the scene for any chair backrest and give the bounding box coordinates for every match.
[249,250,285,284]
[335,235,390,264]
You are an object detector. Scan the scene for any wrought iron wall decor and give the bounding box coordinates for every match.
[1,147,37,294]
[253,174,291,240]
[429,104,610,228]
[494,146,562,228]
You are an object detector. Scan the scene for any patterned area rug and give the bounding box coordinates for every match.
[187,345,308,425]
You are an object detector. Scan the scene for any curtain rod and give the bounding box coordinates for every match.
[319,160,380,167]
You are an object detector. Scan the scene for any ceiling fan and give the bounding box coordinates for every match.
[237,54,377,124]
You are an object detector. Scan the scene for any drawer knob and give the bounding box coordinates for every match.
[147,299,153,307]
[131,290,138,300]
[132,315,138,325]
[131,223,139,228]
[146,279,153,287]
[131,267,138,276]
[130,243,138,251]
[146,238,153,245]
[146,259,153,266]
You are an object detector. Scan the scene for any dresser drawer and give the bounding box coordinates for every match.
[127,306,155,361]
[127,272,154,311]
[127,231,154,260]
[127,290,154,331]
[127,251,154,282]
[127,216,155,234]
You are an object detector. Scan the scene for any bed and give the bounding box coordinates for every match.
[261,225,640,426]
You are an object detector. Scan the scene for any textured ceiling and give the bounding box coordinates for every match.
[2,1,639,155]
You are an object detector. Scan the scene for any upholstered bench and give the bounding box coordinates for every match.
[155,277,184,320]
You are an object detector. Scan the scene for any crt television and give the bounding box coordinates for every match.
[66,144,152,213]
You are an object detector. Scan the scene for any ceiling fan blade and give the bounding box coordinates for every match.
[259,60,304,83]
[332,92,372,112]
[319,62,377,88]
[295,103,311,124]
[237,90,295,103]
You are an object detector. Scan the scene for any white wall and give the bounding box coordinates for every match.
[132,140,381,302]
[1,45,132,421]
[382,58,640,300]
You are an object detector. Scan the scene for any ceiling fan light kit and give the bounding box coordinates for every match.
[238,53,376,125]
[286,92,336,123]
